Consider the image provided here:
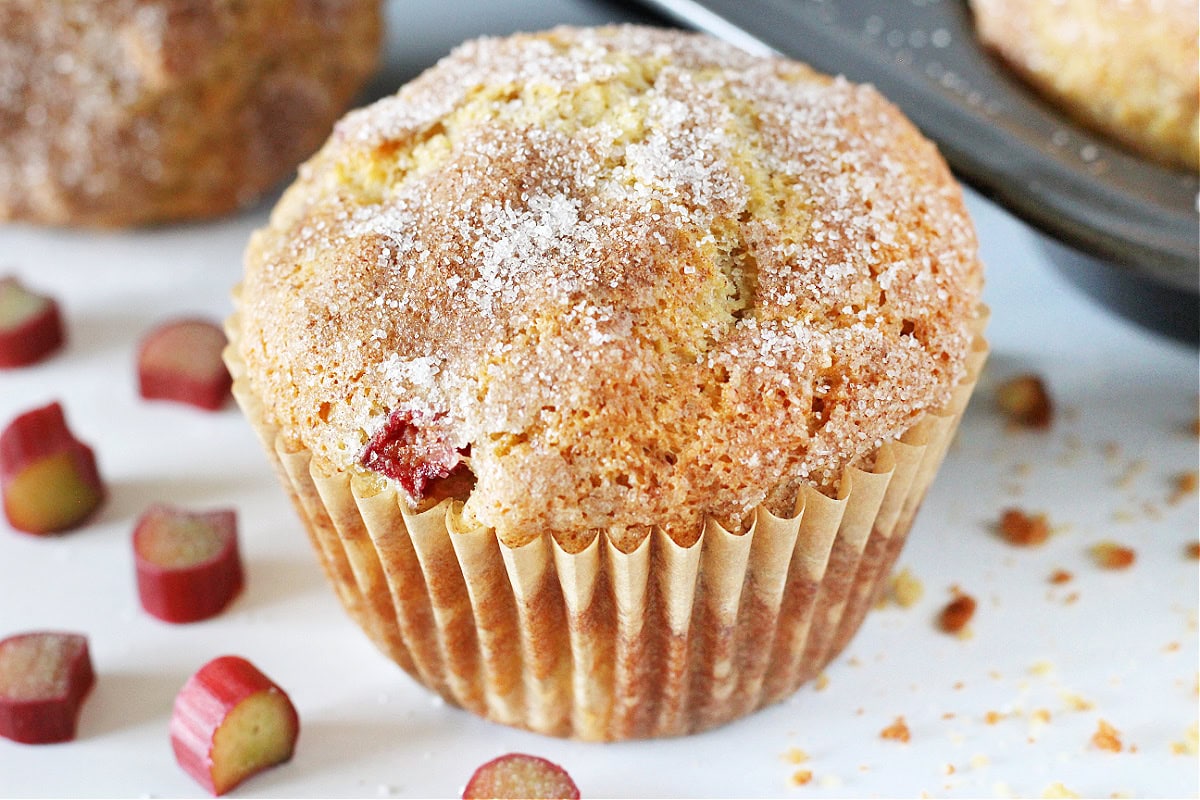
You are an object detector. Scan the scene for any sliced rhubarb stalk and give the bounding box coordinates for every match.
[137,318,232,411]
[170,656,299,796]
[361,409,471,501]
[0,276,65,368]
[134,505,243,623]
[463,753,581,800]
[0,631,95,744]
[0,402,105,534]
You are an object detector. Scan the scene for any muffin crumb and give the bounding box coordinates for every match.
[1042,782,1081,799]
[1169,470,1198,505]
[782,747,809,765]
[883,567,924,608]
[880,716,911,743]
[790,769,813,787]
[1186,542,1200,560]
[1091,719,1124,752]
[1048,569,1073,585]
[938,593,977,635]
[996,374,1053,429]
[1090,541,1136,570]
[997,508,1050,546]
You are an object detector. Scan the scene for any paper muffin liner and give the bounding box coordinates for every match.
[226,308,988,741]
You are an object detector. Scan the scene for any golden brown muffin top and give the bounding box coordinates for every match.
[237,25,984,549]
[971,0,1199,170]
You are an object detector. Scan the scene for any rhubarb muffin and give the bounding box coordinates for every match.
[229,25,988,740]
[0,0,382,227]
[971,0,1199,171]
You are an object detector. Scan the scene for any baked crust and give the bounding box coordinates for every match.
[971,0,1199,171]
[0,0,382,227]
[236,25,984,549]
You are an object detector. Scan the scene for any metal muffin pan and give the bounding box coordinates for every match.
[631,0,1200,344]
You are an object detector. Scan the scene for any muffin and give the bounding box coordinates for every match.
[228,25,988,740]
[970,0,1199,171]
[0,0,382,227]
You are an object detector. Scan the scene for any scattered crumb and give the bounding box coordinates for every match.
[1169,470,1198,504]
[997,508,1051,546]
[1163,641,1181,653]
[880,716,911,743]
[1060,691,1094,712]
[1042,782,1081,798]
[1115,459,1148,490]
[1090,541,1136,570]
[989,670,1003,681]
[953,680,966,690]
[1063,591,1079,605]
[814,672,830,691]
[883,567,924,608]
[1169,723,1198,755]
[783,747,809,765]
[942,711,957,720]
[938,593,977,635]
[1030,660,1055,677]
[1048,569,1073,585]
[997,374,1053,429]
[1187,542,1199,560]
[942,763,956,776]
[1191,415,1200,436]
[790,769,813,787]
[1091,719,1123,752]
[1032,708,1052,724]
[984,710,1004,725]
[969,753,990,769]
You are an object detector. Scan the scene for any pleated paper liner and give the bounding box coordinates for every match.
[226,306,988,741]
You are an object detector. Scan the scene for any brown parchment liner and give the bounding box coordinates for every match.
[226,307,988,741]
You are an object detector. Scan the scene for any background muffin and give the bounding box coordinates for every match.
[230,25,986,739]
[971,0,1199,171]
[0,0,382,227]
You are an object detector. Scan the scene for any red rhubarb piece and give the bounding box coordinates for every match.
[361,409,470,501]
[137,318,232,411]
[0,402,105,534]
[133,505,243,623]
[0,631,95,744]
[463,753,580,800]
[170,656,299,796]
[0,276,65,368]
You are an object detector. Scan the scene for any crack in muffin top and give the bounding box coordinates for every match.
[237,25,984,550]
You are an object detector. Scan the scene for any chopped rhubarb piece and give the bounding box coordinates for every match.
[170,656,299,796]
[463,753,580,800]
[0,631,95,744]
[134,505,243,623]
[137,318,232,411]
[1,402,105,534]
[361,409,470,501]
[0,276,65,368]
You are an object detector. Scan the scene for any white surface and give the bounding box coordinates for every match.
[1,2,1197,797]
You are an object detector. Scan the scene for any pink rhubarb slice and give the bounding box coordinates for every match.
[0,276,65,368]
[133,505,243,623]
[170,655,299,796]
[463,753,581,800]
[0,402,105,534]
[137,318,232,411]
[0,631,95,744]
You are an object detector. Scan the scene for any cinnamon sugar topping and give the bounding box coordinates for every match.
[237,25,984,546]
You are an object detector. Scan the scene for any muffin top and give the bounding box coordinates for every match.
[236,25,983,549]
